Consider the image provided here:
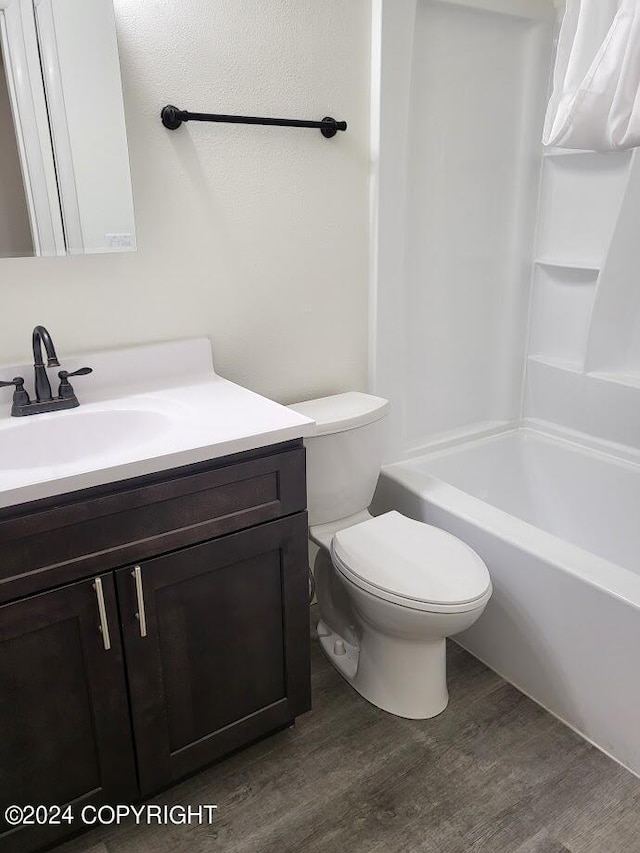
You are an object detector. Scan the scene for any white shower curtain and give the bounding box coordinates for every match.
[543,0,640,151]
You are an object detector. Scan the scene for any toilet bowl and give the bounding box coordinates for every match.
[288,392,492,720]
[313,510,491,719]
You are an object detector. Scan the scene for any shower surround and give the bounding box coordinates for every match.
[371,0,640,775]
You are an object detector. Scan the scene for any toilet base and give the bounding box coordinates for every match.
[317,620,359,680]
[317,619,449,720]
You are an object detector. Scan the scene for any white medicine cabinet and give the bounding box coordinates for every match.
[0,0,136,258]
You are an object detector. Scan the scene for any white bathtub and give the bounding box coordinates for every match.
[373,427,640,776]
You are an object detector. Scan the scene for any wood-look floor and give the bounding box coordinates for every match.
[58,628,640,853]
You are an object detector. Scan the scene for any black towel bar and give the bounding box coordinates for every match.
[160,105,347,138]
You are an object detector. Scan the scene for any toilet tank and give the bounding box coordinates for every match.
[288,392,390,526]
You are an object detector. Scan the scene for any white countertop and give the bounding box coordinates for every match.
[0,338,315,509]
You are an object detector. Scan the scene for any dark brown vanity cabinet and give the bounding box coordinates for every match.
[0,441,311,853]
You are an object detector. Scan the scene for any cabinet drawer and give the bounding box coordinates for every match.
[0,442,305,604]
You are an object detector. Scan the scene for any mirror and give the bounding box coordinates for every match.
[0,0,136,258]
[0,45,33,257]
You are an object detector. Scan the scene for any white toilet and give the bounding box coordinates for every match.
[289,392,492,720]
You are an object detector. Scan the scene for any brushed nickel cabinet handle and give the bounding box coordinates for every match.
[131,565,148,638]
[93,577,111,651]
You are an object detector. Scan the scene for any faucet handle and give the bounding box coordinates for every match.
[57,367,93,400]
[58,367,93,379]
[0,376,25,389]
[0,377,30,410]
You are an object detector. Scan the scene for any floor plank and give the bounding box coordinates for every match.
[56,631,640,853]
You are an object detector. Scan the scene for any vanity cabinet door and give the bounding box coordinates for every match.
[0,575,138,853]
[118,512,311,796]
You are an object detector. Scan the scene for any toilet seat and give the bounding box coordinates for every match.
[331,511,492,614]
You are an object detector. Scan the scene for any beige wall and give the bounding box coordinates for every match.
[0,0,371,403]
[0,51,33,259]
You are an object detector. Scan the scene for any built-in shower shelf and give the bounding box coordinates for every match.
[528,354,583,373]
[586,370,640,390]
[543,148,595,158]
[529,264,598,370]
[536,150,630,270]
[535,258,600,273]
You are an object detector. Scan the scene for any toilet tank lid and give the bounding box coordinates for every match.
[288,392,389,436]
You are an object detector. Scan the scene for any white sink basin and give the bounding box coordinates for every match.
[0,338,315,509]
[0,409,172,470]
